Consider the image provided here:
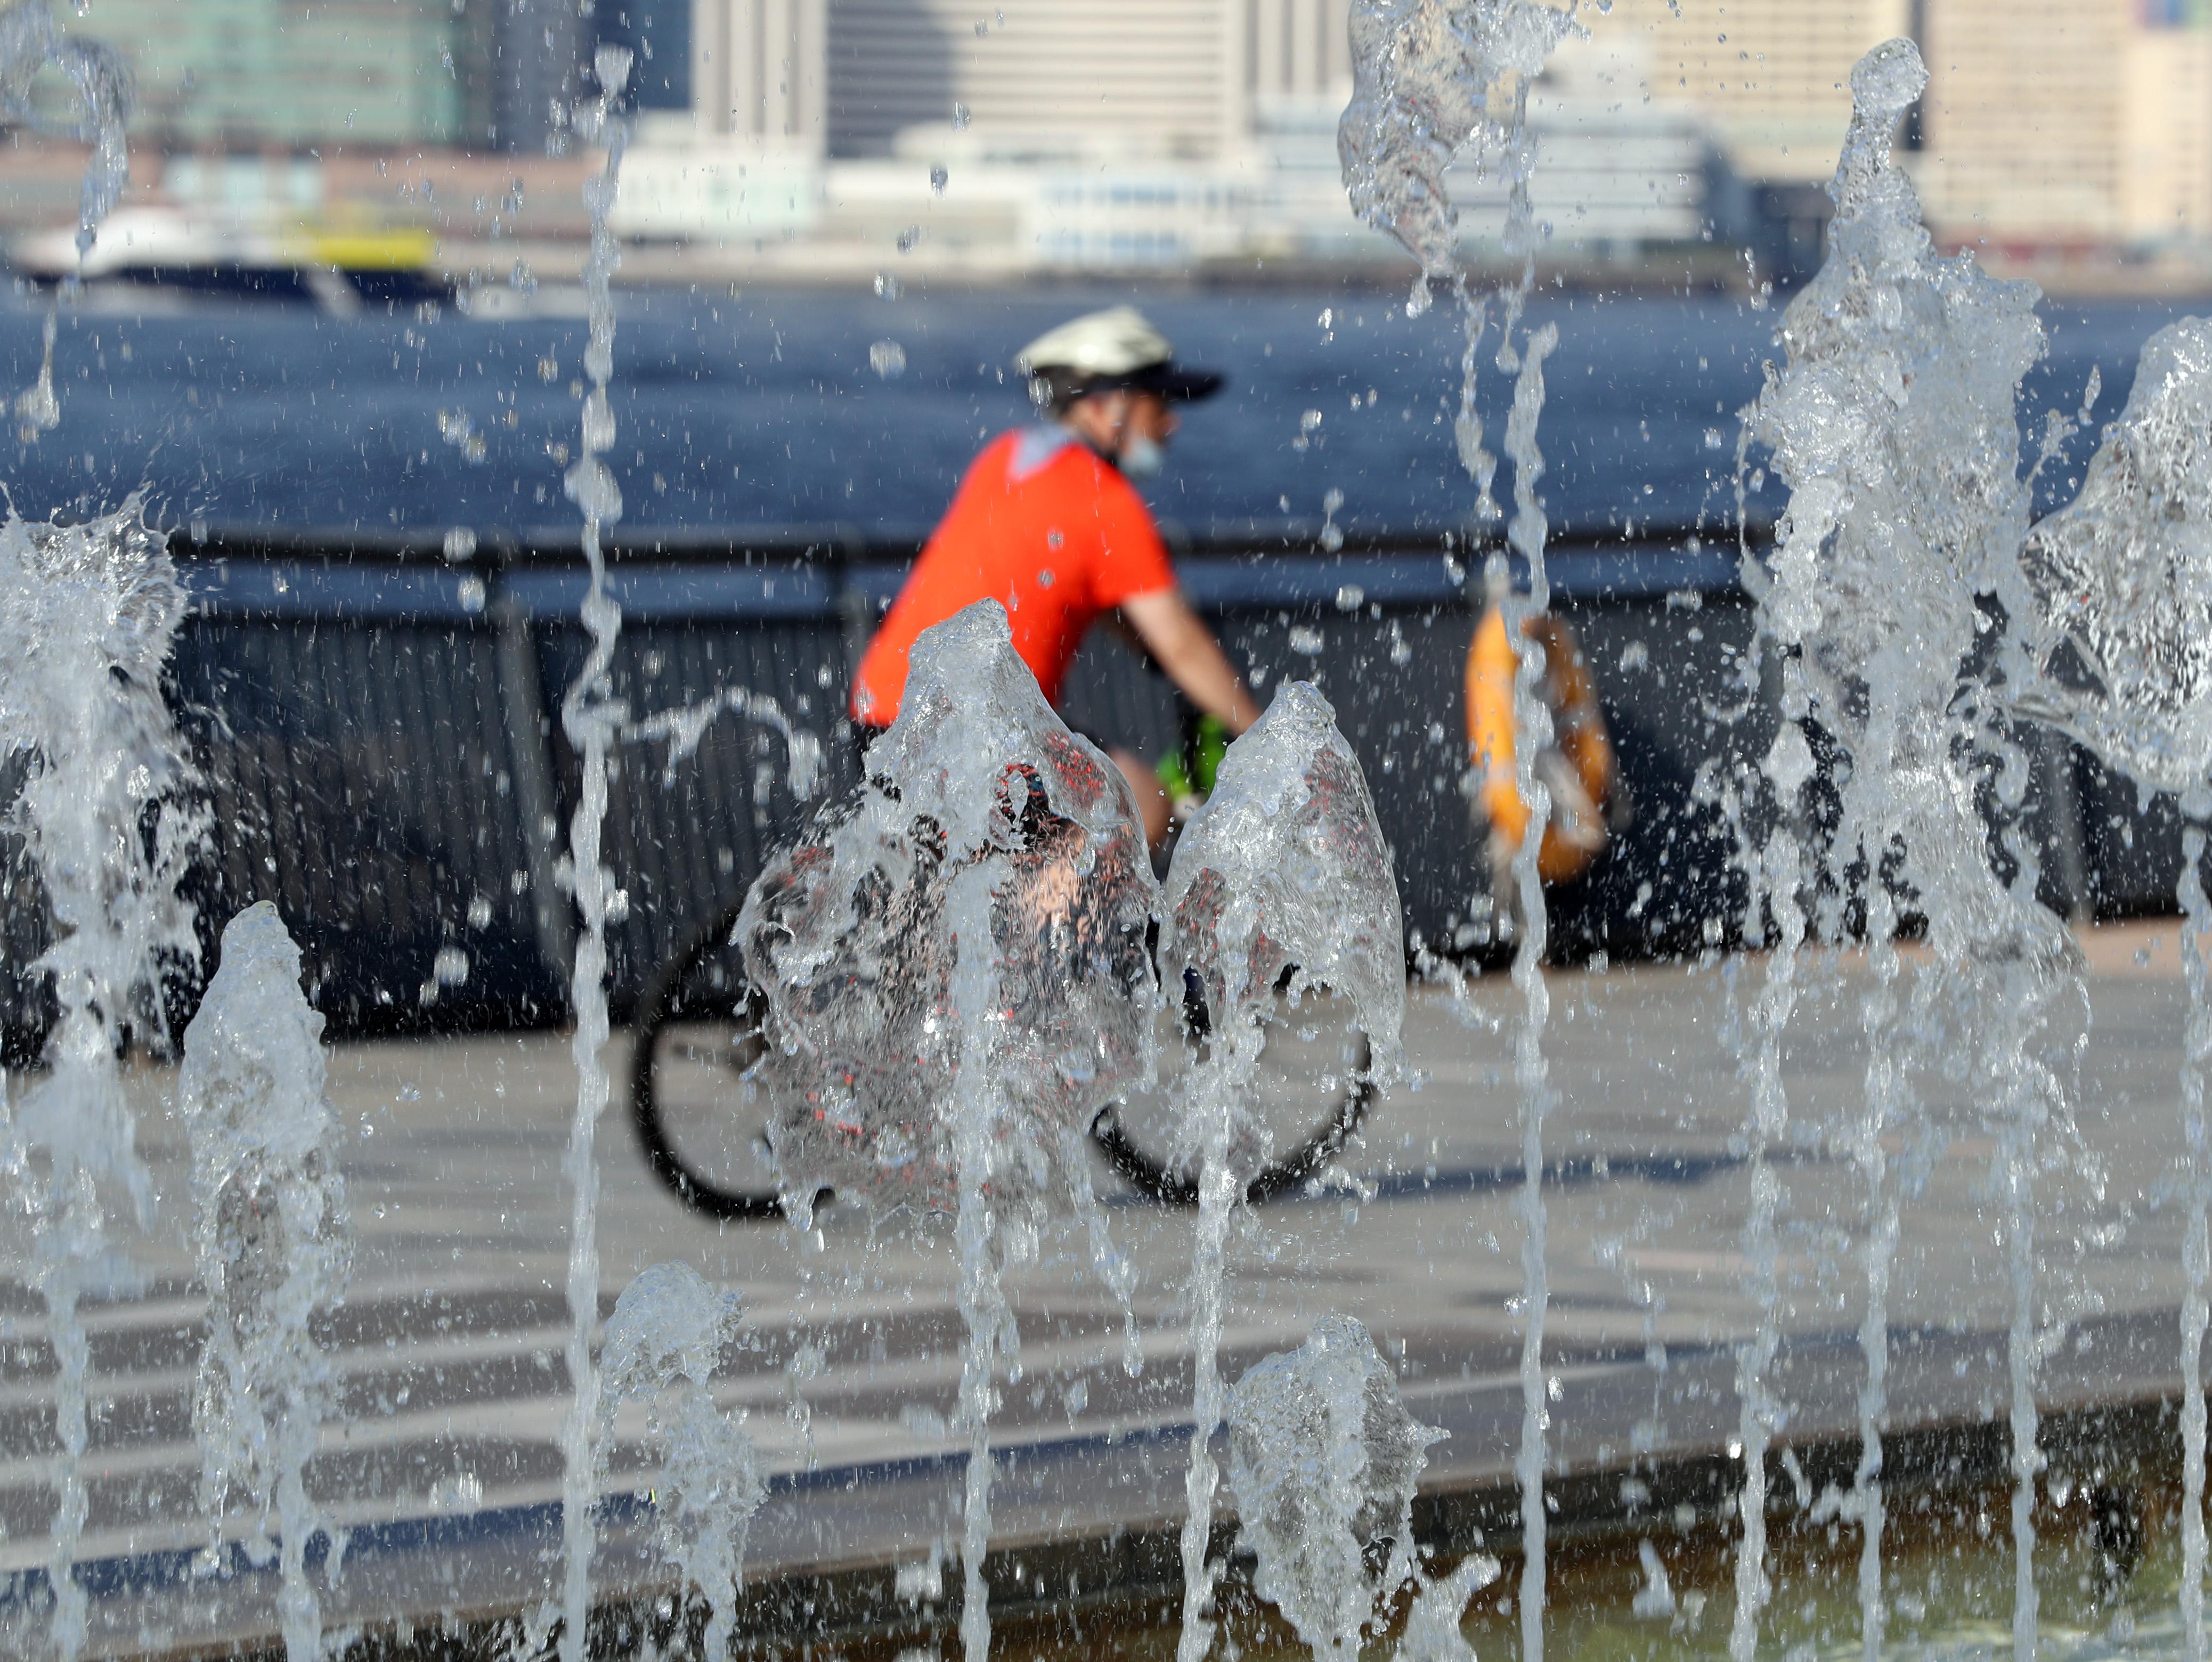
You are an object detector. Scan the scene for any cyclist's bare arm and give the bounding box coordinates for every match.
[1118,588,1262,735]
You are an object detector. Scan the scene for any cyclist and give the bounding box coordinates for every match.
[850,305,1262,851]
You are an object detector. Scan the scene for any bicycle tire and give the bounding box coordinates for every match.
[629,900,792,1221]
[634,906,1380,1219]
[1088,1025,1378,1208]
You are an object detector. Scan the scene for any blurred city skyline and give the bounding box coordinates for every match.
[2,0,2209,292]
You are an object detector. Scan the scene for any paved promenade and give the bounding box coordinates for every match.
[1,923,2204,1656]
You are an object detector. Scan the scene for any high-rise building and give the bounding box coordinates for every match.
[1246,0,1356,118]
[1580,0,1911,184]
[2120,10,2212,243]
[1912,0,2212,248]
[74,0,462,149]
[686,0,830,149]
[599,0,694,115]
[1915,0,2130,242]
[822,0,1242,160]
[1577,0,2212,256]
[682,0,1352,160]
[39,0,593,156]
[458,0,590,155]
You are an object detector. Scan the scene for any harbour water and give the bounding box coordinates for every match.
[1,281,2189,541]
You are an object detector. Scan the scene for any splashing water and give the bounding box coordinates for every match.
[1743,39,2092,1662]
[2018,319,2212,1653]
[0,503,204,1661]
[739,601,1158,1219]
[2020,319,2212,798]
[2183,807,2212,1661]
[1340,7,1574,1653]
[1224,1315,1441,1660]
[180,903,349,1662]
[1394,1552,1501,1662]
[17,311,61,445]
[625,686,825,796]
[738,600,1156,1662]
[1339,0,1573,518]
[1337,0,1575,298]
[1496,319,1563,1662]
[0,0,134,439]
[1725,710,1810,1662]
[595,1263,762,1662]
[554,44,633,1662]
[1157,682,1405,1662]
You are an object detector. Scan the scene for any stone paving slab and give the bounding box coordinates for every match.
[0,922,2202,1656]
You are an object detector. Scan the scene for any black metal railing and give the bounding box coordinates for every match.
[0,521,2175,1045]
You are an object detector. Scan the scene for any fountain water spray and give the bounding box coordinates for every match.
[0,0,133,440]
[1396,1554,1502,1662]
[1223,1315,1439,1660]
[595,1262,762,1662]
[1722,706,1810,1662]
[625,686,825,796]
[1743,39,2094,1662]
[2018,316,2212,1653]
[2187,810,2212,1661]
[1158,683,1404,1662]
[1341,9,1576,1652]
[554,44,634,1662]
[738,600,1156,1662]
[180,902,350,1662]
[0,504,204,1661]
[1340,0,1574,525]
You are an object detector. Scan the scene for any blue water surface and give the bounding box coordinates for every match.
[0,279,2193,544]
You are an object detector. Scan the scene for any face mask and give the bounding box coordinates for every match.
[1118,431,1166,480]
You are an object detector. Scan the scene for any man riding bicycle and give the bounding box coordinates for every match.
[850,306,1262,852]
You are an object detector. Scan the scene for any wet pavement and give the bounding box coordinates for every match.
[2,920,2205,1656]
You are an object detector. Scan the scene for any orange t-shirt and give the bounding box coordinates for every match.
[851,428,1178,725]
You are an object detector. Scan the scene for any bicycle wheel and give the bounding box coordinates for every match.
[629,901,799,1221]
[1089,975,1379,1207]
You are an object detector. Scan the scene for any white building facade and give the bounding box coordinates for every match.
[613,0,1717,270]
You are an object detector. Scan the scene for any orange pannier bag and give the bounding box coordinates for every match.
[1466,603,1615,887]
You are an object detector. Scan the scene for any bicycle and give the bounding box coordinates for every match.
[629,901,1379,1220]
[630,697,1385,1220]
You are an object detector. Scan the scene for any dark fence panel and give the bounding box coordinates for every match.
[1546,592,1771,960]
[172,614,562,1030]
[1205,584,1482,957]
[2078,749,2191,917]
[531,616,852,1006]
[0,756,53,1057]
